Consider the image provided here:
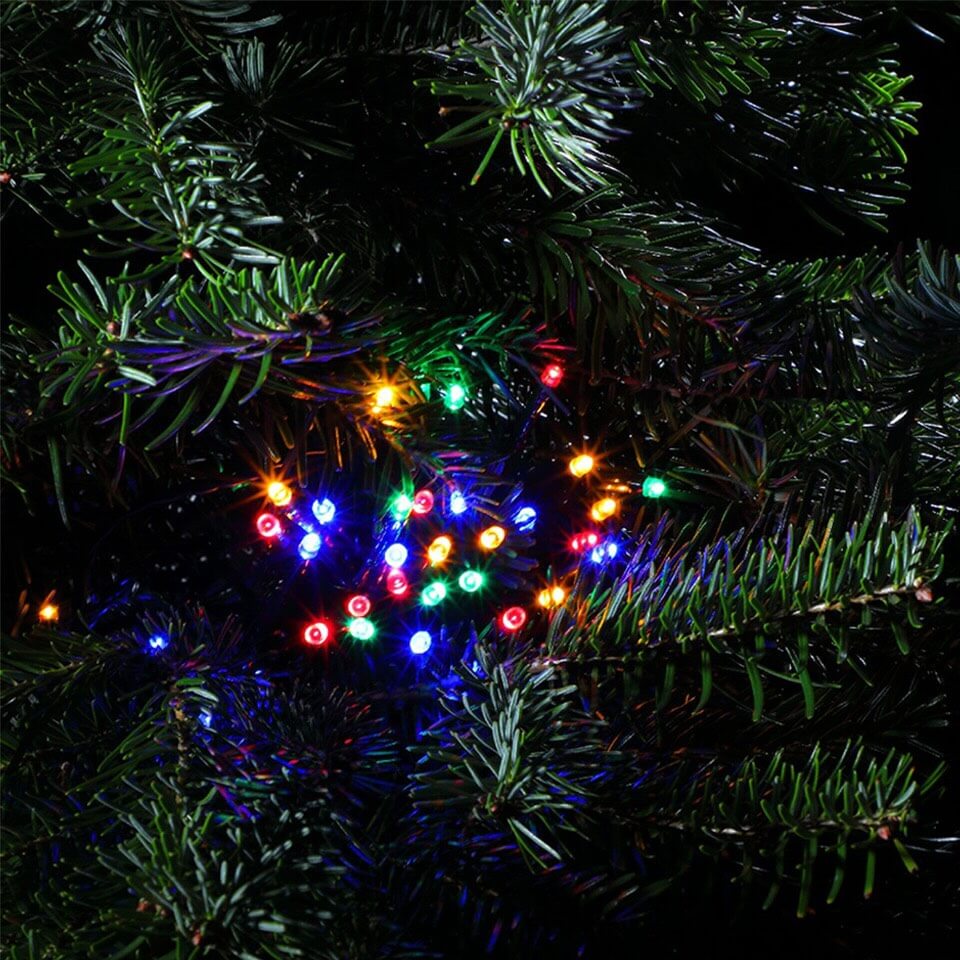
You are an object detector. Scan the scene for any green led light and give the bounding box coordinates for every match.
[444,383,467,412]
[642,476,667,499]
[421,580,447,606]
[392,493,413,519]
[347,617,375,641]
[458,569,485,593]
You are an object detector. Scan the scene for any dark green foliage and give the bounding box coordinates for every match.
[1,1,957,958]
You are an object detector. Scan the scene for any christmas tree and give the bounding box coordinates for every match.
[2,2,958,957]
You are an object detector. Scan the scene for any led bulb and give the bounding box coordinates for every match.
[347,617,375,641]
[298,532,321,560]
[149,633,169,651]
[256,513,282,538]
[412,489,435,516]
[551,586,567,605]
[386,570,409,597]
[590,541,619,563]
[421,581,447,607]
[570,532,600,552]
[590,497,618,522]
[384,542,409,568]
[444,382,467,411]
[513,506,537,531]
[303,620,332,647]
[449,490,468,515]
[267,481,293,506]
[392,493,413,520]
[427,535,453,565]
[346,594,372,618]
[38,603,59,623]
[499,606,527,632]
[540,364,564,389]
[537,589,552,608]
[458,569,485,593]
[409,630,432,655]
[642,476,667,498]
[479,525,506,551]
[569,454,595,478]
[374,386,396,409]
[312,497,336,524]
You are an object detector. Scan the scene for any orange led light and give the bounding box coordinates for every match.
[569,454,595,478]
[427,535,453,566]
[479,525,506,551]
[267,481,293,507]
[590,497,618,522]
[38,603,59,623]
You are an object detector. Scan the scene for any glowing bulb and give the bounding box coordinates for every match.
[385,542,409,568]
[267,481,293,506]
[551,586,567,605]
[346,594,372,618]
[312,497,336,524]
[642,476,667,498]
[421,581,447,606]
[298,532,321,559]
[458,569,485,593]
[374,386,396,409]
[569,454,595,478]
[412,488,435,515]
[540,364,564,388]
[444,382,467,411]
[513,506,537,531]
[537,586,567,609]
[449,490,468,515]
[590,497,618,522]
[199,710,213,728]
[590,541,619,563]
[499,606,527,632]
[148,633,168,651]
[386,570,409,597]
[392,493,413,520]
[479,525,506,550]
[427,535,453,565]
[570,532,600,552]
[347,617,375,641]
[409,630,432,655]
[303,620,332,647]
[256,513,282,538]
[537,589,552,608]
[38,603,59,623]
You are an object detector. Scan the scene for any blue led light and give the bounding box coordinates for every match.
[514,506,537,531]
[449,490,468,515]
[311,497,336,524]
[409,630,432,655]
[590,541,619,563]
[384,542,408,568]
[148,633,168,652]
[298,532,322,560]
[199,710,213,728]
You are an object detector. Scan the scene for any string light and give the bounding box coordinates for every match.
[590,541,619,563]
[303,620,332,647]
[421,581,447,606]
[298,532,321,560]
[444,383,467,412]
[256,513,282,538]
[392,493,413,520]
[513,506,537,531]
[427,535,453,565]
[499,606,527,632]
[386,570,409,597]
[569,454,595,477]
[590,497,618,522]
[346,594,372,618]
[479,525,506,550]
[537,586,567,608]
[37,603,59,623]
[267,481,293,506]
[540,364,564,388]
[347,617,375,641]
[148,633,169,651]
[642,476,667,498]
[458,569,485,593]
[412,489,435,515]
[384,542,408,568]
[373,386,396,410]
[570,532,600,552]
[312,497,336,524]
[449,490,468,515]
[409,630,432,655]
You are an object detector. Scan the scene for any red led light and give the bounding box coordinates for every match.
[499,606,527,632]
[303,620,332,647]
[256,513,282,538]
[346,594,372,617]
[540,363,564,388]
[412,489,435,515]
[386,570,409,597]
[570,532,600,552]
